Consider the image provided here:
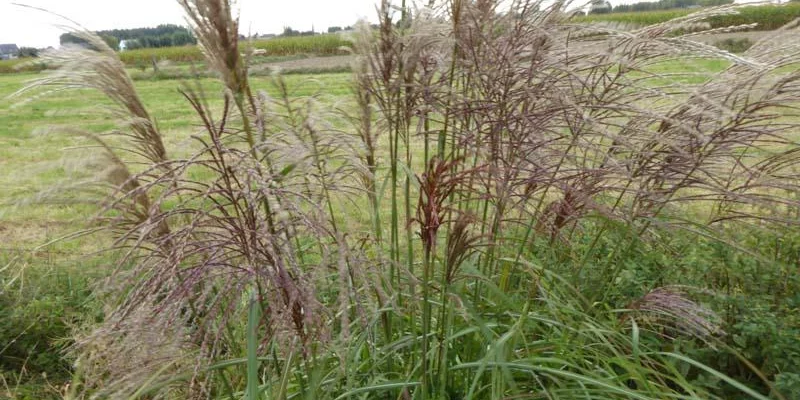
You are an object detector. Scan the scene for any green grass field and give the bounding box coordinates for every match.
[0,71,354,398]
[1,71,353,247]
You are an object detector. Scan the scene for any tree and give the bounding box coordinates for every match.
[101,35,120,51]
[282,26,300,37]
[60,25,196,50]
[60,32,85,46]
[171,31,195,46]
[16,47,38,58]
[124,39,142,50]
[589,0,612,14]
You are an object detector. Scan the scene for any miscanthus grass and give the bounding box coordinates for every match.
[10,0,800,399]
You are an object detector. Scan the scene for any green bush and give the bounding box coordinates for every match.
[0,255,102,385]
[0,59,50,74]
[713,37,754,53]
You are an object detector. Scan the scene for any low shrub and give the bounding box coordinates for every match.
[0,254,102,385]
[0,59,50,74]
[713,37,754,53]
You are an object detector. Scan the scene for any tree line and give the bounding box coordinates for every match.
[59,24,196,51]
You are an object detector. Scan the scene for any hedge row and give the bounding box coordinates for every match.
[0,58,49,74]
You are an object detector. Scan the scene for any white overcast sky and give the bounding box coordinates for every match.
[0,0,384,48]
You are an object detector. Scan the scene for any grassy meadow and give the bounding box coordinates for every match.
[3,1,800,400]
[0,71,353,397]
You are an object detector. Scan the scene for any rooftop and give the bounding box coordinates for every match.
[0,43,19,54]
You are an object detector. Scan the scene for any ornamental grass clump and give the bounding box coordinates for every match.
[12,0,800,398]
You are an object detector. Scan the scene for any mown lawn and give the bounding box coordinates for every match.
[0,72,353,248]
